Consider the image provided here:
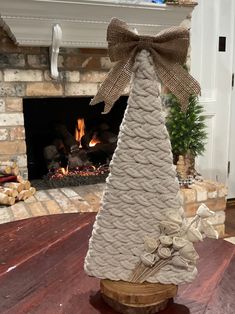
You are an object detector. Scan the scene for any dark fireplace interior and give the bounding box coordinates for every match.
[23,96,128,181]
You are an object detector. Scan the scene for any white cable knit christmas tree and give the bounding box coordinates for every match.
[84,19,217,286]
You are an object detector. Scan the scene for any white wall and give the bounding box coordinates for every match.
[228,20,235,198]
[191,0,234,195]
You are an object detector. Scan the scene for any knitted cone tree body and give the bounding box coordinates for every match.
[85,50,198,285]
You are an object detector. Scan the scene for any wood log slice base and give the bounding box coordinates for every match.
[100,280,178,314]
[102,294,170,314]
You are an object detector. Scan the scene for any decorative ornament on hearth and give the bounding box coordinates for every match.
[176,155,195,187]
[84,17,215,313]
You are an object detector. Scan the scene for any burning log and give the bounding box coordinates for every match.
[99,131,117,144]
[68,149,90,168]
[44,145,60,161]
[48,161,61,170]
[44,144,68,170]
[53,138,67,155]
[87,142,117,164]
[54,123,79,153]
[42,117,119,178]
[81,129,94,149]
[88,142,117,155]
[80,122,117,149]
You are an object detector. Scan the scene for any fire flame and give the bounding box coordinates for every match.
[75,119,85,148]
[89,137,100,147]
[75,118,100,147]
[61,166,69,175]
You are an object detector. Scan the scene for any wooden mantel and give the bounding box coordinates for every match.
[0,0,195,48]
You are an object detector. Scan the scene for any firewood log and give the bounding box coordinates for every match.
[16,191,24,201]
[18,187,36,201]
[17,190,31,201]
[44,145,60,161]
[29,187,36,196]
[17,176,31,190]
[16,175,24,183]
[81,130,93,149]
[0,192,15,206]
[0,165,19,176]
[0,187,11,196]
[54,123,79,153]
[23,180,31,190]
[68,150,90,168]
[10,165,19,176]
[4,182,24,193]
[0,165,12,175]
[0,187,18,198]
[8,188,18,198]
[53,138,66,153]
[0,192,9,204]
[0,161,17,167]
[7,197,15,206]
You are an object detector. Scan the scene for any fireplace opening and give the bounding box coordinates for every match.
[23,97,128,186]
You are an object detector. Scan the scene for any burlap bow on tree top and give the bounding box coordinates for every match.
[90,18,200,113]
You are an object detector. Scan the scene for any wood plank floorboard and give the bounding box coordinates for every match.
[204,254,235,314]
[176,240,235,314]
[0,213,94,277]
[0,213,234,314]
[225,206,235,237]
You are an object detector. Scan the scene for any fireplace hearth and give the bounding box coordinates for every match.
[23,96,128,186]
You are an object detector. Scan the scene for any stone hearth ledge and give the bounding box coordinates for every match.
[0,183,104,224]
[0,180,227,239]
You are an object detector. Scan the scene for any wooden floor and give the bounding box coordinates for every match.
[0,207,234,314]
[225,202,235,237]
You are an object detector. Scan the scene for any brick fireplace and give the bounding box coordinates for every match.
[0,26,117,179]
[0,2,193,181]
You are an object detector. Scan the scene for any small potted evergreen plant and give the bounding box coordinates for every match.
[165,93,207,178]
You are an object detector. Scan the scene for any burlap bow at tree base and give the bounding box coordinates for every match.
[90,18,200,113]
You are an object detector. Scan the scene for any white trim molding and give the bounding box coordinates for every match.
[0,0,194,48]
[191,0,234,185]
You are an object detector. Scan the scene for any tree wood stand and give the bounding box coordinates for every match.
[100,280,177,314]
